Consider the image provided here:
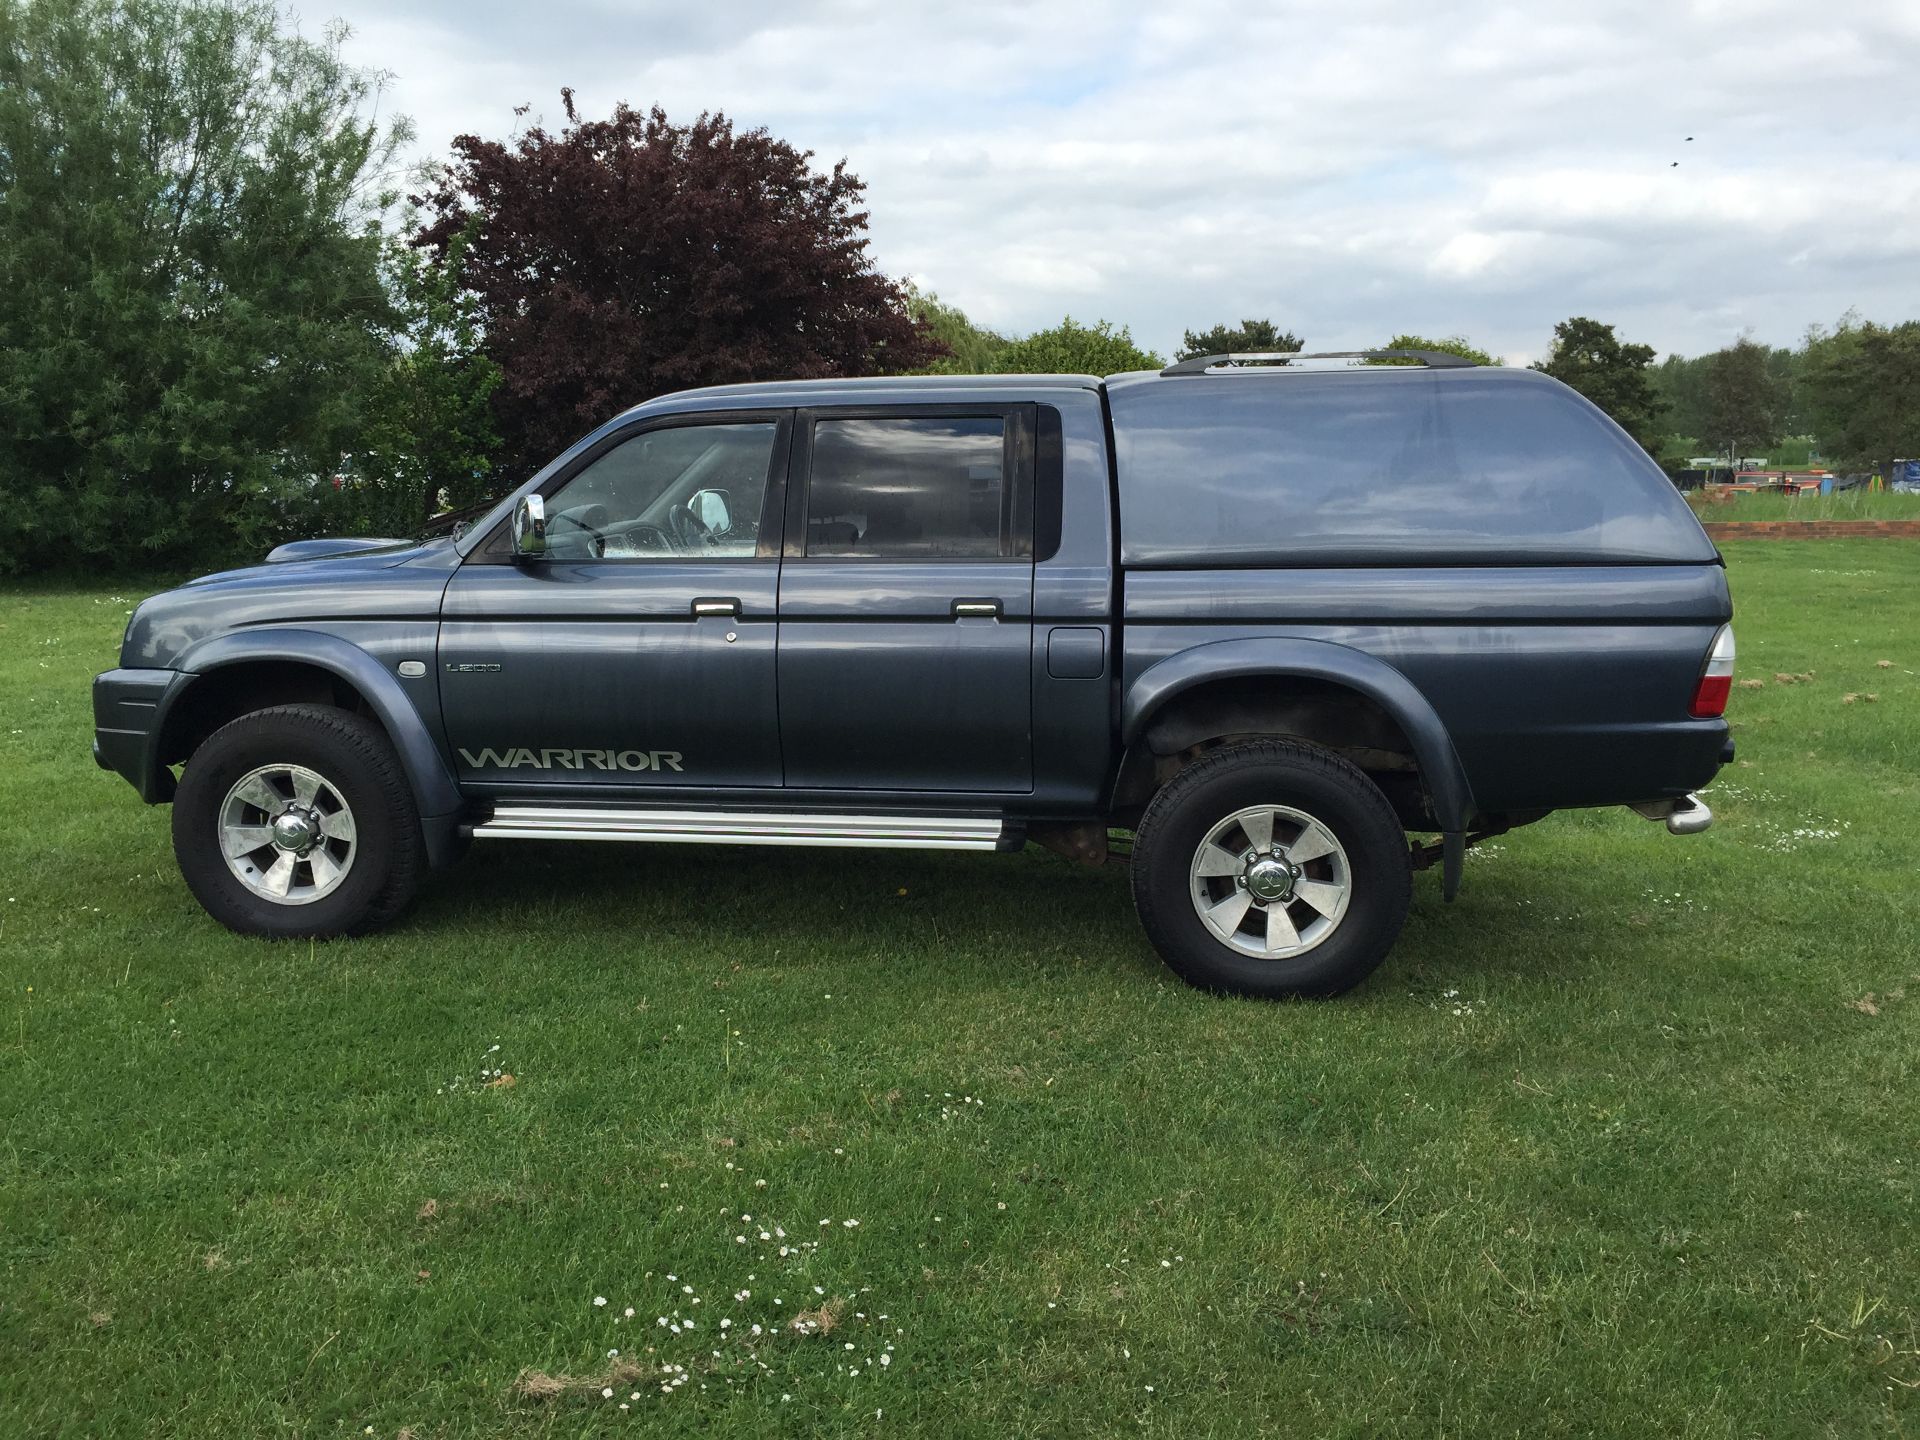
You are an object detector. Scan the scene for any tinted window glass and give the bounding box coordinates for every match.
[544,422,776,560]
[1109,370,1715,566]
[807,417,1007,558]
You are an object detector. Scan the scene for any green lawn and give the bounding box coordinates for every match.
[1689,488,1920,522]
[2,543,1917,1437]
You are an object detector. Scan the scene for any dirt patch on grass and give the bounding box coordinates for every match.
[512,1358,645,1402]
[789,1295,846,1335]
[1848,988,1905,1016]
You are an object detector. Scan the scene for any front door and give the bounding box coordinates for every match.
[440,413,790,793]
[776,406,1036,793]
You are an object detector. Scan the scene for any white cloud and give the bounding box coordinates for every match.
[325,0,1920,362]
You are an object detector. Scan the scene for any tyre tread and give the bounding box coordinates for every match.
[1130,738,1412,998]
[171,703,424,938]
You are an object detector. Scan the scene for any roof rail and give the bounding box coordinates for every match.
[1159,349,1479,377]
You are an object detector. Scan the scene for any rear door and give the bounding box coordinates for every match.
[776,405,1036,793]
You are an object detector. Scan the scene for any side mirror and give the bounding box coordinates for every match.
[690,488,732,535]
[512,494,547,557]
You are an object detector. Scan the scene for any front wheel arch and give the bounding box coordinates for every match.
[163,629,463,824]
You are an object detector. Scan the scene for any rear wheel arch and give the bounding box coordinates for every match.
[1113,640,1474,830]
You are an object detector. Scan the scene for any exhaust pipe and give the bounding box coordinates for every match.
[1663,793,1713,835]
[1627,793,1713,835]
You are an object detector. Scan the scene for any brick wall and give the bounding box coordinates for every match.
[1699,520,1920,541]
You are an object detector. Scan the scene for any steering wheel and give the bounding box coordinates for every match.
[547,506,610,556]
[667,501,716,550]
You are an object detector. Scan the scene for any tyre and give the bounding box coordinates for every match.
[1130,739,1412,998]
[171,704,424,938]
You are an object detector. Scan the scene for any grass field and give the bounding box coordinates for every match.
[2,542,1917,1437]
[1688,488,1920,522]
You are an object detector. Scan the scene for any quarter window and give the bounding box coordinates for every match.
[541,421,777,560]
[806,416,1008,558]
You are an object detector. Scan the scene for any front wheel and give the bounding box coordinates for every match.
[171,704,424,938]
[1130,740,1412,998]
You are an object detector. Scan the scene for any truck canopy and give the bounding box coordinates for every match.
[1106,366,1715,567]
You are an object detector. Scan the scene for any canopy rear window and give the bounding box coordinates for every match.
[1109,369,1715,567]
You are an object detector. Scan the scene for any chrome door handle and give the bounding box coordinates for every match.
[952,600,1001,619]
[692,598,740,617]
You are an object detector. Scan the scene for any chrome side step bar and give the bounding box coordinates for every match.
[471,805,1015,851]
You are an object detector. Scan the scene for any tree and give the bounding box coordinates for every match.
[1650,353,1712,448]
[1652,345,1807,463]
[350,224,502,534]
[1533,318,1665,453]
[417,96,942,480]
[1764,343,1805,437]
[992,317,1163,375]
[1703,337,1783,462]
[907,288,1009,374]
[1380,333,1501,366]
[1176,319,1303,362]
[1800,316,1920,470]
[0,0,408,573]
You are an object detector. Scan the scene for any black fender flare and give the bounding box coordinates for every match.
[1118,636,1476,835]
[163,628,463,823]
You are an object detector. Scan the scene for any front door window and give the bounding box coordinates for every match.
[543,421,778,561]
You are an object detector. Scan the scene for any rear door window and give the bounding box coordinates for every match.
[804,416,1010,558]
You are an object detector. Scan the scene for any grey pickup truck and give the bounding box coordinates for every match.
[94,351,1735,997]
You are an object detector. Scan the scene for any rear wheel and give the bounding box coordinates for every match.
[172,704,423,938]
[1130,739,1411,998]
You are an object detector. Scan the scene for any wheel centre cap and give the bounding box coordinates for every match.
[1244,856,1295,903]
[271,808,319,855]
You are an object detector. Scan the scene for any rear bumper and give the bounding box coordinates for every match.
[1454,718,1732,816]
[92,668,183,803]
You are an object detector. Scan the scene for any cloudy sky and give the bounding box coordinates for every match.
[325,0,1920,365]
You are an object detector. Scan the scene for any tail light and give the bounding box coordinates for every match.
[1689,624,1736,718]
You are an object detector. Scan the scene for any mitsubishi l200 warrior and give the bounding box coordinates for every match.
[93,351,1735,997]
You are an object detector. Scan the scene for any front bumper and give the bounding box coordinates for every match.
[92,668,184,802]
